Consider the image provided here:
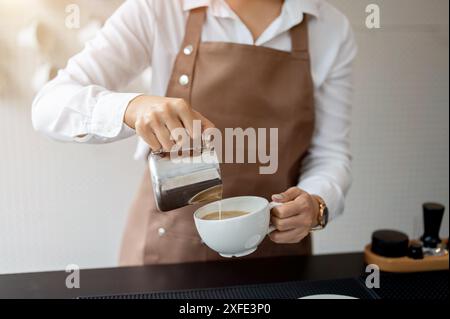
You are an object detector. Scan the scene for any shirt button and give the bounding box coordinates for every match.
[158,227,166,237]
[183,44,194,56]
[179,74,190,86]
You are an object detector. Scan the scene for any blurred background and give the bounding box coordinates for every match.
[0,0,448,274]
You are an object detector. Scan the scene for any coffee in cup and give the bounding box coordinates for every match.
[201,210,248,220]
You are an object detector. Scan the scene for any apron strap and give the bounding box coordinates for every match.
[290,14,310,59]
[166,7,207,102]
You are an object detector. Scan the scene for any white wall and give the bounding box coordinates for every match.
[313,0,449,253]
[0,0,448,274]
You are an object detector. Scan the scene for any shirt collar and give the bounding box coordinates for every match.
[182,0,211,12]
[182,0,233,18]
[182,0,321,19]
[285,0,321,18]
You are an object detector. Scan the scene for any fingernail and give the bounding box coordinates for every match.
[272,194,284,201]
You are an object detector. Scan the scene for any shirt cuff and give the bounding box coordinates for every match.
[88,92,143,138]
[297,177,345,222]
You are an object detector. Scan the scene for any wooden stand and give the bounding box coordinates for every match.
[364,242,449,273]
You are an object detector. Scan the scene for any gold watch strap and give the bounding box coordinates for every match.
[310,195,328,231]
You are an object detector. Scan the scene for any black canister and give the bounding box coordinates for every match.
[371,229,409,258]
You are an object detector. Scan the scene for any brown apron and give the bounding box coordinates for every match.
[119,8,315,266]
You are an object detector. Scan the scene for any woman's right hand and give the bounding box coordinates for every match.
[124,95,215,151]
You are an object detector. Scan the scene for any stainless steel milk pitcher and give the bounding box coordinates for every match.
[148,147,223,212]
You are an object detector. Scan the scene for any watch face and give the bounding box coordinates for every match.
[323,207,329,226]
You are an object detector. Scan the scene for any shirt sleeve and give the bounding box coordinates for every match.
[32,0,155,143]
[298,18,357,221]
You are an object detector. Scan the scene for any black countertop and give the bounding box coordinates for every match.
[0,253,366,299]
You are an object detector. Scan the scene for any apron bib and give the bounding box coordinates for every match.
[119,8,315,265]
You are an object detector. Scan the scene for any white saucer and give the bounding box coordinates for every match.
[299,294,358,299]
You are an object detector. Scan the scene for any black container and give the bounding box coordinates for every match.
[371,230,409,258]
[408,242,424,259]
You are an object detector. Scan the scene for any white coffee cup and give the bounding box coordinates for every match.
[193,196,281,258]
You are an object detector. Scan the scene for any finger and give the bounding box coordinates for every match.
[173,100,196,139]
[136,120,161,151]
[272,187,305,203]
[271,201,301,219]
[270,215,297,231]
[294,193,316,215]
[271,214,314,232]
[150,117,175,151]
[269,228,309,244]
[165,118,186,144]
[154,127,175,152]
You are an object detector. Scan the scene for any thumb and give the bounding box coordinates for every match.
[271,187,304,203]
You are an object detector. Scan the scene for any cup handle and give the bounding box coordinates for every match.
[267,201,283,234]
[267,225,276,234]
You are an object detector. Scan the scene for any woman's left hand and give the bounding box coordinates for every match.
[269,187,320,244]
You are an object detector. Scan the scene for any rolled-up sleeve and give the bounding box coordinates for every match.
[298,17,357,221]
[32,0,154,143]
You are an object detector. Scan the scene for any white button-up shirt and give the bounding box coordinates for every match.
[32,0,357,221]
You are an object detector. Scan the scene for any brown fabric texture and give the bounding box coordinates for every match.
[119,8,315,266]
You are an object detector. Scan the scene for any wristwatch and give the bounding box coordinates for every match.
[310,195,329,231]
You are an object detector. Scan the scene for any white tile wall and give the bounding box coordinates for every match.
[313,0,449,253]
